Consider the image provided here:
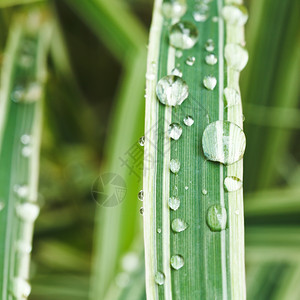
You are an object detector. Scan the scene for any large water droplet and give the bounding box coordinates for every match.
[171,67,183,78]
[168,123,182,140]
[185,56,196,66]
[12,278,31,298]
[206,205,227,232]
[170,255,184,270]
[168,196,180,210]
[202,120,246,165]
[203,76,217,90]
[138,190,144,201]
[225,44,248,71]
[170,159,180,173]
[162,0,187,19]
[183,115,194,126]
[171,218,188,232]
[223,87,241,107]
[16,202,40,222]
[155,271,165,285]
[222,4,248,26]
[205,39,214,52]
[156,75,188,106]
[224,176,242,192]
[205,54,218,65]
[169,21,199,50]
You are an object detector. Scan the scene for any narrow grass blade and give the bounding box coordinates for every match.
[0,11,51,299]
[0,0,44,8]
[143,0,247,298]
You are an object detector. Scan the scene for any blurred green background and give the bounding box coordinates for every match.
[0,0,299,299]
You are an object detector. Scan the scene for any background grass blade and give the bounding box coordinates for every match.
[143,0,247,298]
[0,10,51,299]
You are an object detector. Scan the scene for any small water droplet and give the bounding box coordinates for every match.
[202,120,246,165]
[156,75,188,106]
[242,114,245,122]
[225,44,248,71]
[16,202,40,222]
[170,255,184,270]
[139,207,144,215]
[202,189,208,195]
[171,218,188,232]
[170,159,180,174]
[175,50,183,58]
[203,76,217,90]
[162,0,187,19]
[168,123,182,140]
[138,190,144,201]
[185,56,196,66]
[223,87,240,107]
[183,115,194,126]
[169,21,199,50]
[122,252,139,272]
[235,210,240,215]
[193,11,209,22]
[185,186,188,190]
[12,277,31,298]
[205,54,218,65]
[168,196,180,210]
[14,185,29,198]
[146,73,155,80]
[20,134,31,145]
[11,86,25,103]
[138,136,145,146]
[155,271,165,285]
[206,205,227,232]
[157,228,162,234]
[224,176,243,192]
[212,16,219,22]
[171,67,183,77]
[222,4,248,26]
[205,39,214,52]
[22,146,32,157]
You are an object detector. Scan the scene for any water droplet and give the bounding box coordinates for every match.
[22,146,32,157]
[212,16,219,22]
[16,241,32,254]
[183,115,194,126]
[202,120,246,165]
[138,190,144,201]
[185,56,196,66]
[20,134,31,145]
[138,136,145,146]
[193,3,209,22]
[175,50,183,58]
[122,252,139,272]
[162,0,187,19]
[157,228,162,234]
[223,87,240,107]
[24,82,42,103]
[11,86,25,103]
[235,210,240,215]
[168,196,180,210]
[156,75,188,106]
[205,39,214,52]
[170,255,184,270]
[168,123,182,140]
[14,185,29,198]
[206,205,227,232]
[146,72,155,80]
[16,202,40,222]
[222,4,248,26]
[12,277,31,298]
[139,207,144,215]
[202,189,208,195]
[205,54,218,65]
[170,159,180,173]
[185,186,188,190]
[169,21,199,50]
[171,67,183,77]
[225,44,248,71]
[171,218,188,232]
[155,271,165,285]
[203,76,217,90]
[224,176,242,192]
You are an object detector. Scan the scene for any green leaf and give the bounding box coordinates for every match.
[0,11,51,299]
[143,0,247,298]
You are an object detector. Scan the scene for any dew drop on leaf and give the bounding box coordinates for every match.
[138,190,144,201]
[171,218,188,232]
[170,255,184,270]
[183,115,194,126]
[222,4,248,26]
[202,120,246,165]
[170,159,180,173]
[168,123,183,140]
[203,76,217,90]
[168,196,180,210]
[185,56,196,66]
[224,176,242,192]
[155,271,165,285]
[206,205,227,232]
[205,39,214,52]
[169,21,199,50]
[171,67,183,77]
[162,0,187,19]
[205,54,218,65]
[225,44,248,71]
